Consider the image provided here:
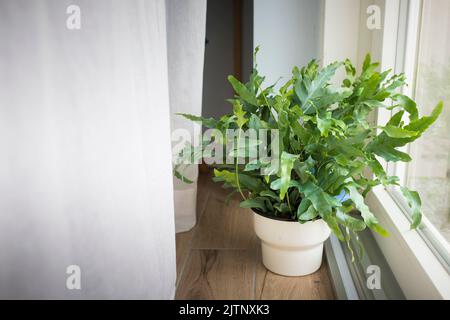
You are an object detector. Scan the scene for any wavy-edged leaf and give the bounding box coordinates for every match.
[336,209,366,232]
[405,101,443,134]
[240,197,267,212]
[270,178,282,191]
[238,174,266,193]
[260,190,280,202]
[248,114,269,131]
[368,102,443,162]
[297,201,319,221]
[393,94,418,121]
[293,158,315,183]
[367,158,399,186]
[383,125,418,138]
[274,202,290,214]
[346,184,389,237]
[295,61,342,114]
[228,75,258,106]
[279,152,299,200]
[213,169,238,187]
[176,113,218,128]
[244,159,262,171]
[214,169,264,192]
[323,214,345,241]
[292,181,344,239]
[317,113,333,137]
[233,100,248,128]
[366,133,412,162]
[401,187,422,229]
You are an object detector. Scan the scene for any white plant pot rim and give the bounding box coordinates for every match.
[252,208,315,222]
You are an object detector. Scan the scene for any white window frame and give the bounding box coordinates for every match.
[367,0,450,299]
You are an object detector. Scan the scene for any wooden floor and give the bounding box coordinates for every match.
[175,172,336,300]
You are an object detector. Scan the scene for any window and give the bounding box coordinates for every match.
[364,0,450,299]
[386,0,450,268]
[321,0,450,298]
[405,0,450,243]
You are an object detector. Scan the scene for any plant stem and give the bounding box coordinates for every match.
[286,192,293,216]
[236,129,247,201]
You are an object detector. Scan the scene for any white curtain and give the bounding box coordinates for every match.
[166,0,207,233]
[0,0,176,299]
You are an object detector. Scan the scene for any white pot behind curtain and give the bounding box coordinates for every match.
[166,0,207,233]
[0,0,176,299]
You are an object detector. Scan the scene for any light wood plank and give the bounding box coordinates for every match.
[176,230,195,282]
[176,172,213,280]
[175,249,255,300]
[175,172,336,300]
[191,196,256,249]
[195,171,213,221]
[254,243,335,300]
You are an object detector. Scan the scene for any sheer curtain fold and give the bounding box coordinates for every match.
[166,0,207,233]
[0,0,176,299]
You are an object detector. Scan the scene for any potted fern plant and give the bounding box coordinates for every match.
[174,49,443,276]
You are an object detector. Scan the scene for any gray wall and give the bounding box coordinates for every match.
[202,0,235,120]
[254,0,322,87]
[202,0,321,121]
[201,0,253,121]
[242,0,255,83]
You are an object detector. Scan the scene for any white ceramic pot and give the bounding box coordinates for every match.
[253,211,331,276]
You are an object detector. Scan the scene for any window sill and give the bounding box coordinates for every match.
[366,186,450,299]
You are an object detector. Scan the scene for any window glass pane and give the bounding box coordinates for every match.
[407,0,450,242]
